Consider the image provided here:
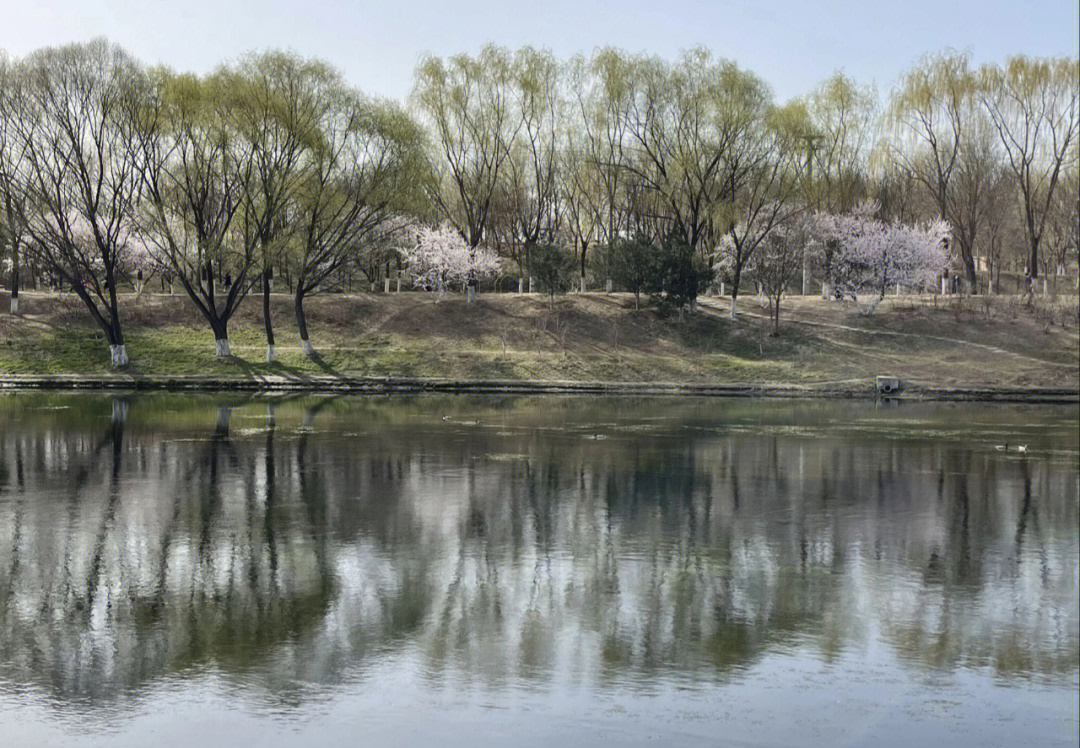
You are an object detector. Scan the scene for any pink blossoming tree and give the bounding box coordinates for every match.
[399,226,501,301]
[814,202,950,314]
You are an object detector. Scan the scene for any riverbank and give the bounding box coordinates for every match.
[1,373,1076,402]
[1,290,1076,400]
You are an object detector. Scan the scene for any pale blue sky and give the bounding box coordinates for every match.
[3,0,1078,102]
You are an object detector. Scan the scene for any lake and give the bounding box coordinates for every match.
[0,393,1077,747]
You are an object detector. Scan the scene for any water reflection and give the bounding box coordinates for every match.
[0,394,1076,710]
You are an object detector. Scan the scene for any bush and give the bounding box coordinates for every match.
[526,242,576,303]
[610,235,657,309]
[650,233,711,314]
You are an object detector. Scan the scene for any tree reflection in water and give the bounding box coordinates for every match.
[0,394,1076,708]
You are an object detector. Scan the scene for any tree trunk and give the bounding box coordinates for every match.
[263,269,275,362]
[729,265,743,320]
[8,240,18,315]
[962,249,978,294]
[106,266,127,368]
[295,287,315,357]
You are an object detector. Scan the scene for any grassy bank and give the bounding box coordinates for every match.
[0,290,1076,393]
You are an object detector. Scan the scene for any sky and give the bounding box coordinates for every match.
[3,0,1078,102]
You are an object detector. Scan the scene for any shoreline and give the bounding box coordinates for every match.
[1,374,1076,403]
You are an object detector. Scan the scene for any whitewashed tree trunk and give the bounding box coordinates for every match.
[109,344,129,367]
[605,279,613,294]
[518,277,524,294]
[384,278,391,293]
[265,344,275,363]
[719,282,725,297]
[301,339,315,357]
[215,338,231,357]
[466,286,476,304]
[729,297,737,319]
[528,276,534,294]
[580,277,586,293]
[9,296,17,314]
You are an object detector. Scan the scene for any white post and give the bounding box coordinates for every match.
[384,277,390,293]
[1042,278,1048,295]
[396,278,401,294]
[822,282,831,300]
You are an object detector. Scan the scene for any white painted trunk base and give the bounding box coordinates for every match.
[9,296,17,315]
[215,338,231,357]
[729,297,737,319]
[109,344,129,367]
[301,340,316,357]
[265,344,275,363]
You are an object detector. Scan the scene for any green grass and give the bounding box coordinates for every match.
[1,291,1076,389]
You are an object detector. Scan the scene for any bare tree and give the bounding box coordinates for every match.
[134,67,256,357]
[979,56,1079,279]
[9,40,146,366]
[291,93,425,356]
[0,53,29,315]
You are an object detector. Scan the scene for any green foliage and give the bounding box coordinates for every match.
[526,242,575,301]
[609,235,657,308]
[650,233,712,314]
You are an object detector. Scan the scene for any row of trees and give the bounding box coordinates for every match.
[0,41,425,364]
[1,41,1077,364]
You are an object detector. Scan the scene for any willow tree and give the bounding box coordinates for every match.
[567,50,633,249]
[413,45,522,300]
[0,53,27,315]
[805,72,877,213]
[229,52,331,361]
[890,52,986,289]
[623,48,768,259]
[135,68,256,357]
[498,47,563,278]
[290,93,425,356]
[978,55,1079,279]
[719,100,812,318]
[8,40,145,366]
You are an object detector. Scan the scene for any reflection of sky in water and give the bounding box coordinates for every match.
[0,394,1076,747]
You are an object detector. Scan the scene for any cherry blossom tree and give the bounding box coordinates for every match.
[814,202,949,314]
[399,225,501,300]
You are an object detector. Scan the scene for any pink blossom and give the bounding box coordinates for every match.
[399,225,501,297]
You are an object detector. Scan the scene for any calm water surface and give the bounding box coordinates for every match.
[0,394,1077,747]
